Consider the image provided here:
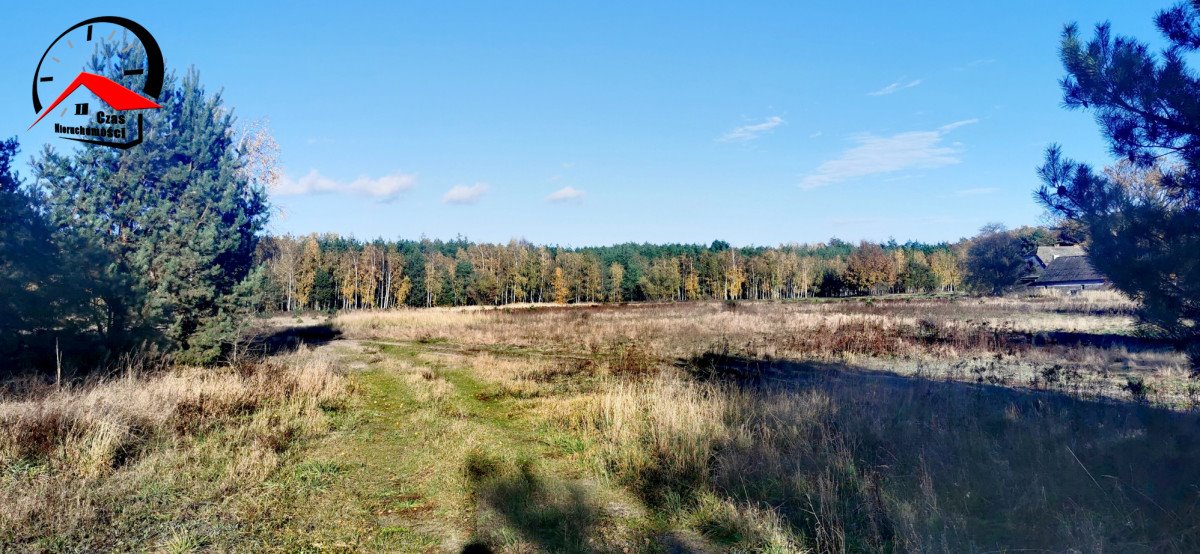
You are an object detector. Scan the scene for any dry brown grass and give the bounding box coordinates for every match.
[327,293,1200,551]
[335,293,1192,408]
[0,346,347,550]
[535,361,1199,551]
[567,365,1200,551]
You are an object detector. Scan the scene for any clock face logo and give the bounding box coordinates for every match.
[29,17,164,149]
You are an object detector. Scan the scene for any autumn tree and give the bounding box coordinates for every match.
[393,276,412,307]
[608,262,625,302]
[891,249,908,293]
[255,235,1023,310]
[928,249,962,292]
[641,257,682,301]
[339,250,360,309]
[683,271,701,300]
[270,236,303,311]
[536,247,553,302]
[358,244,382,308]
[793,255,817,298]
[552,266,568,304]
[382,247,405,309]
[296,235,320,310]
[506,240,530,304]
[845,242,896,295]
[723,251,746,300]
[584,255,604,302]
[423,255,442,307]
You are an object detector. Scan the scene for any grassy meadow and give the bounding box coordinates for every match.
[0,347,349,551]
[337,291,1194,408]
[3,293,1200,552]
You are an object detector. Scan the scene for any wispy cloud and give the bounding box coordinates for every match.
[273,169,415,201]
[868,79,922,96]
[938,118,978,132]
[953,187,999,196]
[442,183,489,205]
[546,186,585,202]
[549,161,577,182]
[719,116,784,142]
[955,58,996,71]
[799,119,978,190]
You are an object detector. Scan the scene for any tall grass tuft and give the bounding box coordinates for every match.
[0,345,346,548]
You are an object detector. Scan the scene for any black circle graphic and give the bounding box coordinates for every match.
[31,16,164,114]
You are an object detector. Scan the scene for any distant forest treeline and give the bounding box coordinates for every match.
[257,227,1065,311]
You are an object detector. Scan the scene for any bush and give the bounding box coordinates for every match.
[606,341,657,376]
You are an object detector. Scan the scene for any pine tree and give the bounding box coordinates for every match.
[1039,2,1200,369]
[0,138,68,368]
[34,42,269,364]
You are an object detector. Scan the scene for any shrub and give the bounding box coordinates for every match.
[606,341,657,377]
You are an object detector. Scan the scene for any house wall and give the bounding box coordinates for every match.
[1034,280,1109,291]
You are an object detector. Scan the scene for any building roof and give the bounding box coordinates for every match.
[30,72,162,130]
[1034,255,1106,285]
[1034,245,1085,267]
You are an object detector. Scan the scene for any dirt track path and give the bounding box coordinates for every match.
[268,339,672,553]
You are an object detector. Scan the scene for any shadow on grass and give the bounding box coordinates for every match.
[681,352,1200,551]
[247,323,342,357]
[1022,329,1178,352]
[467,454,603,553]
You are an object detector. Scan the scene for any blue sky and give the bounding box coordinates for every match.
[0,1,1170,246]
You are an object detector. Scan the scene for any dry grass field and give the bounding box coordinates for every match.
[3,293,1199,552]
[0,347,349,551]
[323,293,1200,552]
[336,291,1194,409]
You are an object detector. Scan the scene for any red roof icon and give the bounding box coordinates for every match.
[29,72,161,130]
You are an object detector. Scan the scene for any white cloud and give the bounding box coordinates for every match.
[719,116,784,142]
[443,183,489,204]
[939,118,979,132]
[955,58,996,71]
[546,186,585,202]
[868,79,922,96]
[273,169,415,201]
[799,119,978,189]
